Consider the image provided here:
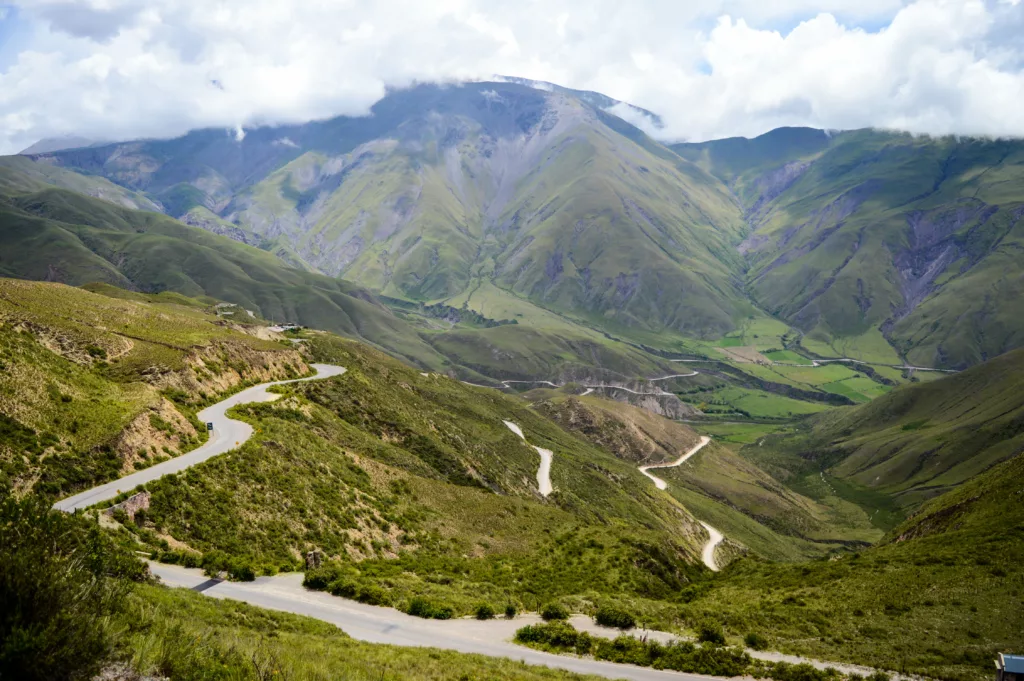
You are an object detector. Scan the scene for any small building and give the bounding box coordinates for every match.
[996,654,1024,681]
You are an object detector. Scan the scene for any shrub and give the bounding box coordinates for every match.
[595,604,637,629]
[356,585,390,606]
[228,562,256,581]
[697,621,726,645]
[505,604,518,619]
[0,497,145,681]
[541,602,569,621]
[475,603,495,620]
[515,622,593,655]
[407,596,452,619]
[745,632,769,650]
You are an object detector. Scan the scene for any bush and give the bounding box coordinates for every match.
[475,603,495,620]
[407,596,452,619]
[0,497,145,681]
[595,604,637,629]
[228,562,256,582]
[541,602,569,621]
[515,622,593,655]
[505,604,518,619]
[745,632,769,650]
[356,585,390,606]
[697,621,726,645]
[767,662,843,681]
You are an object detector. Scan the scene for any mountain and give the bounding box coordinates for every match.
[18,135,106,155]
[26,82,752,343]
[673,128,1024,368]
[11,84,1024,371]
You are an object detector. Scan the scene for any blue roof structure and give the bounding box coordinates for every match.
[1001,655,1024,674]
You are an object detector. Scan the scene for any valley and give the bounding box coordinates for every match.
[1,80,1022,681]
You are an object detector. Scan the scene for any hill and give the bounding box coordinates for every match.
[685,450,1024,681]
[749,348,1024,510]
[534,393,883,561]
[0,278,308,498]
[673,129,1024,369]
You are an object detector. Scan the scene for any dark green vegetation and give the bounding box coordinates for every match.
[674,128,1024,369]
[514,620,863,681]
[0,497,146,681]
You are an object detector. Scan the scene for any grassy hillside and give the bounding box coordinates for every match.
[754,348,1024,509]
[674,130,1024,369]
[0,278,307,498]
[106,333,712,622]
[685,451,1024,681]
[535,394,880,561]
[0,181,461,371]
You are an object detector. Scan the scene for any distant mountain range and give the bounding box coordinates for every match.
[5,81,1024,369]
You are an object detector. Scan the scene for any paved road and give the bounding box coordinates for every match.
[151,563,724,681]
[53,364,347,512]
[151,562,888,680]
[503,420,553,496]
[637,437,723,571]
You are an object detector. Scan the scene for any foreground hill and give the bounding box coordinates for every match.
[674,129,1024,368]
[688,449,1023,681]
[0,279,713,621]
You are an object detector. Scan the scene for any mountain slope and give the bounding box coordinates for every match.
[30,82,753,341]
[760,348,1024,509]
[673,129,1024,368]
[0,182,457,371]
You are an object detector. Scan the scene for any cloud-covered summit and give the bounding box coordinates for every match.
[1,0,1022,154]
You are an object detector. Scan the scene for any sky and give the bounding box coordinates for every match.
[0,0,1022,154]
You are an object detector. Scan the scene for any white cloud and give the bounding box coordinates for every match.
[0,0,1022,154]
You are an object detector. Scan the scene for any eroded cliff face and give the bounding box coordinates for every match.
[145,342,309,402]
[113,397,199,473]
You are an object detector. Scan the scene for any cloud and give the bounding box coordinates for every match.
[0,0,1022,154]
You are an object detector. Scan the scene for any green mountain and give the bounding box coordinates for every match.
[27,82,753,343]
[673,129,1024,368]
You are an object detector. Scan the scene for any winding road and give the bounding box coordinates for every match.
[52,364,347,513]
[637,436,724,571]
[503,420,554,496]
[56,360,885,679]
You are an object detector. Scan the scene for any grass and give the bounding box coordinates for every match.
[127,584,607,681]
[686,452,1024,681]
